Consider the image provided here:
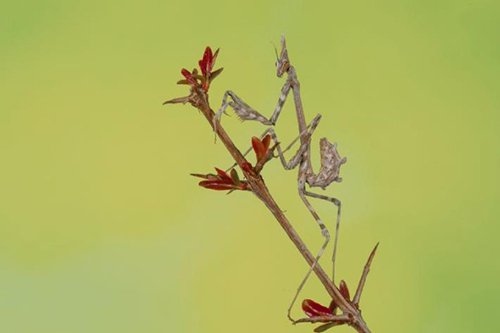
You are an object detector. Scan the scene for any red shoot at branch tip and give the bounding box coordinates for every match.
[176,46,223,92]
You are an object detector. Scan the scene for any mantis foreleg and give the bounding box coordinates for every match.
[214,80,292,129]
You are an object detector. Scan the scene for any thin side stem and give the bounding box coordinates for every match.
[353,242,379,306]
[293,314,349,324]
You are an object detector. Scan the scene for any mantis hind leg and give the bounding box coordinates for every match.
[303,190,342,284]
[287,181,331,322]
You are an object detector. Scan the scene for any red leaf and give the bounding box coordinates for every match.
[339,280,351,301]
[198,180,248,191]
[194,167,249,192]
[198,180,236,191]
[204,46,213,60]
[262,134,271,152]
[199,47,213,77]
[181,68,191,79]
[252,136,266,162]
[198,60,206,77]
[230,169,240,184]
[212,48,219,65]
[209,67,223,82]
[215,168,233,183]
[302,299,333,318]
[190,173,216,179]
[181,68,197,85]
[328,299,338,313]
[252,135,272,165]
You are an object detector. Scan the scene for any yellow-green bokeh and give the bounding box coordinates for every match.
[1,1,499,332]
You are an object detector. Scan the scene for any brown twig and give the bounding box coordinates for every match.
[165,44,378,332]
[166,86,373,333]
[353,242,379,307]
[293,314,349,324]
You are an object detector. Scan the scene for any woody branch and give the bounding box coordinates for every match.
[164,45,377,333]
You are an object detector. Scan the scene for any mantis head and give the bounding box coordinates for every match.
[275,35,290,77]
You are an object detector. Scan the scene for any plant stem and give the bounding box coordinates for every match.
[190,90,371,333]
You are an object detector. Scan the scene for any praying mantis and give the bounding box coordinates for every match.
[213,36,347,321]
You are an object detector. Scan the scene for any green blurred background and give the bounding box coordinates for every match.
[1,1,499,332]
